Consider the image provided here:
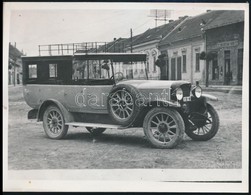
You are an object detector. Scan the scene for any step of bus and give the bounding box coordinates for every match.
[65,122,123,129]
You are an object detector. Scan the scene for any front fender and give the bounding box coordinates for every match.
[37,99,74,122]
[202,93,218,101]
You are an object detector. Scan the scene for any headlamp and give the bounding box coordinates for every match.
[192,86,202,98]
[176,88,183,100]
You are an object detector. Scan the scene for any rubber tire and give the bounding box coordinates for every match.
[185,103,219,141]
[86,127,106,136]
[43,105,68,139]
[107,84,141,127]
[143,107,185,149]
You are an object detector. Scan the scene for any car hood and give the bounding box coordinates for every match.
[117,80,190,90]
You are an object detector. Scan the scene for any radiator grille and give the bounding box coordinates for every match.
[181,84,191,97]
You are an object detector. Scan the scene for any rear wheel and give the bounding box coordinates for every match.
[86,127,106,136]
[43,105,68,139]
[185,103,219,141]
[143,108,185,149]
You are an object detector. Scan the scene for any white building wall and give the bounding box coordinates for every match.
[132,43,161,80]
[163,39,206,84]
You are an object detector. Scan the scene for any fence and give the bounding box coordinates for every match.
[38,42,127,56]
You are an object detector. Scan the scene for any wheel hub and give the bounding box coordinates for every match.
[52,118,58,127]
[158,123,168,133]
[119,100,127,110]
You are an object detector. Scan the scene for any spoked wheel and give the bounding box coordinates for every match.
[108,84,142,127]
[110,89,134,120]
[143,108,185,149]
[43,106,68,139]
[86,127,106,136]
[185,103,219,141]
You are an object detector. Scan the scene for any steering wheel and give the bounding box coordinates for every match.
[110,72,124,81]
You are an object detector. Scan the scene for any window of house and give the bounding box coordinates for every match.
[28,64,37,78]
[171,58,176,80]
[237,49,243,84]
[195,53,200,72]
[224,50,231,84]
[49,64,57,78]
[146,56,150,73]
[182,55,186,73]
[153,55,157,72]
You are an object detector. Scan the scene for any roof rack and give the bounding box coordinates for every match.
[38,41,127,56]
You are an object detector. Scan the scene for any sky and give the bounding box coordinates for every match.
[8,5,208,56]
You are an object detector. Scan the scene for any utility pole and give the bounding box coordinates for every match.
[204,30,209,87]
[164,10,167,24]
[130,28,133,53]
[155,10,158,28]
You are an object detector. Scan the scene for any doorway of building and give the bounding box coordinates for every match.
[177,57,182,80]
[212,53,219,80]
[224,50,231,85]
[237,49,243,85]
[171,58,176,80]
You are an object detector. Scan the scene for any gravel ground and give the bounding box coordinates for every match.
[8,85,242,169]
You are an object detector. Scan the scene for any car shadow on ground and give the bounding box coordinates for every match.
[64,131,152,148]
[61,131,192,149]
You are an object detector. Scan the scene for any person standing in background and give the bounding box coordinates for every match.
[155,54,168,80]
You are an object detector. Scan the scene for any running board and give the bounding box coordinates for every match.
[65,122,123,129]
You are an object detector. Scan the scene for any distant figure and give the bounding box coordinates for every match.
[225,71,233,85]
[155,54,168,80]
[101,60,110,78]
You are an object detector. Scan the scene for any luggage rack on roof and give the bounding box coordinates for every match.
[38,41,127,56]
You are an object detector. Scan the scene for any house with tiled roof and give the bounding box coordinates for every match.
[158,10,223,84]
[9,42,24,85]
[97,38,127,53]
[125,17,187,79]
[203,10,244,85]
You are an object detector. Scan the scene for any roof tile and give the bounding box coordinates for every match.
[132,17,187,46]
[204,10,244,30]
[159,10,224,46]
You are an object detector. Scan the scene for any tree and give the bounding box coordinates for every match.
[199,51,216,87]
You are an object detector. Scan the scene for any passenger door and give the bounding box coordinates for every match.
[63,85,113,114]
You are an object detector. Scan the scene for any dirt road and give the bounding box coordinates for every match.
[8,86,242,169]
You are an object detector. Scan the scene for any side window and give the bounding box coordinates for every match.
[89,59,111,79]
[182,55,186,73]
[72,59,88,80]
[28,64,37,78]
[49,64,57,78]
[72,58,112,80]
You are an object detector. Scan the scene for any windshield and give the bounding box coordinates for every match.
[72,58,148,82]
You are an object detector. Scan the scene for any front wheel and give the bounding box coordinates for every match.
[143,108,185,149]
[43,105,68,139]
[185,103,219,141]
